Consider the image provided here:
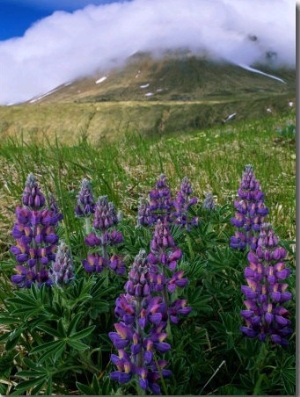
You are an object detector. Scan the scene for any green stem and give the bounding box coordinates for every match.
[84,217,92,235]
[253,373,265,395]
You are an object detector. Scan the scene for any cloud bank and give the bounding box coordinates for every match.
[0,0,295,105]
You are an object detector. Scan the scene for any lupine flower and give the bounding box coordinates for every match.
[82,195,125,275]
[109,250,171,394]
[75,178,95,218]
[230,165,269,251]
[240,223,293,346]
[137,174,198,229]
[137,197,156,226]
[22,173,46,210]
[148,174,173,224]
[148,220,191,323]
[50,242,74,285]
[172,176,198,228]
[10,174,62,288]
[203,191,216,210]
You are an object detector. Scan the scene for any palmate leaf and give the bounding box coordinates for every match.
[266,355,296,395]
[36,324,63,339]
[67,339,90,350]
[5,326,25,351]
[13,376,48,395]
[29,340,66,363]
[76,374,111,395]
[7,284,51,320]
[67,312,84,336]
[16,358,54,394]
[186,286,213,315]
[0,314,23,325]
[68,325,95,340]
[76,381,95,395]
[65,278,94,307]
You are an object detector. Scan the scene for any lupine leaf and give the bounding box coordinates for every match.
[14,377,47,393]
[68,325,95,340]
[67,339,89,350]
[30,340,66,358]
[36,324,62,338]
[76,381,95,395]
[67,312,84,336]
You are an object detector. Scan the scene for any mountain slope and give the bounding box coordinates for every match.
[0,52,295,143]
[28,52,295,104]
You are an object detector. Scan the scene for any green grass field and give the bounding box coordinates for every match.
[0,109,295,251]
[0,108,296,395]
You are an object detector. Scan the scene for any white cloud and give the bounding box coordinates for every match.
[0,0,295,105]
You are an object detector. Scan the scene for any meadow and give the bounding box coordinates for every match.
[0,110,296,395]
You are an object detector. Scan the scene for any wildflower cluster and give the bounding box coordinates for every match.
[138,174,198,229]
[10,174,63,288]
[82,195,125,275]
[230,164,269,251]
[4,167,294,396]
[110,177,192,393]
[240,223,292,346]
[109,250,171,394]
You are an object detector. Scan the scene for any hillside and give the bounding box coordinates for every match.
[0,52,295,143]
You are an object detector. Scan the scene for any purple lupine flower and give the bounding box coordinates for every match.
[22,173,46,210]
[75,179,95,218]
[172,176,198,228]
[93,196,119,230]
[10,174,62,288]
[48,194,64,223]
[230,165,269,251]
[148,220,191,323]
[203,191,216,210]
[137,175,198,230]
[82,195,125,276]
[240,223,293,346]
[137,174,173,226]
[137,198,156,226]
[109,250,171,395]
[50,242,74,285]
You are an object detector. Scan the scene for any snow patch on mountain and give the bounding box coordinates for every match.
[237,64,286,84]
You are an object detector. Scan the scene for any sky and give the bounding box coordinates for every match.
[0,0,295,105]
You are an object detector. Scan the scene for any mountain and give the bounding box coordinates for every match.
[0,52,295,143]
[28,51,295,104]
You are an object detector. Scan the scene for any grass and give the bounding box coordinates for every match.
[0,109,296,395]
[0,109,296,258]
[0,92,295,142]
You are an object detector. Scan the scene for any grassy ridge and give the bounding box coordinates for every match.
[0,110,295,260]
[0,92,295,143]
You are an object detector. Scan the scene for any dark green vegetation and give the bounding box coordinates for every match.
[0,53,295,141]
[0,109,296,395]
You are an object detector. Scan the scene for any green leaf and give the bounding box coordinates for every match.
[67,312,84,336]
[37,324,63,339]
[0,315,22,324]
[69,325,95,340]
[76,381,95,395]
[67,339,90,351]
[14,377,47,393]
[30,340,66,362]
[5,327,24,350]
